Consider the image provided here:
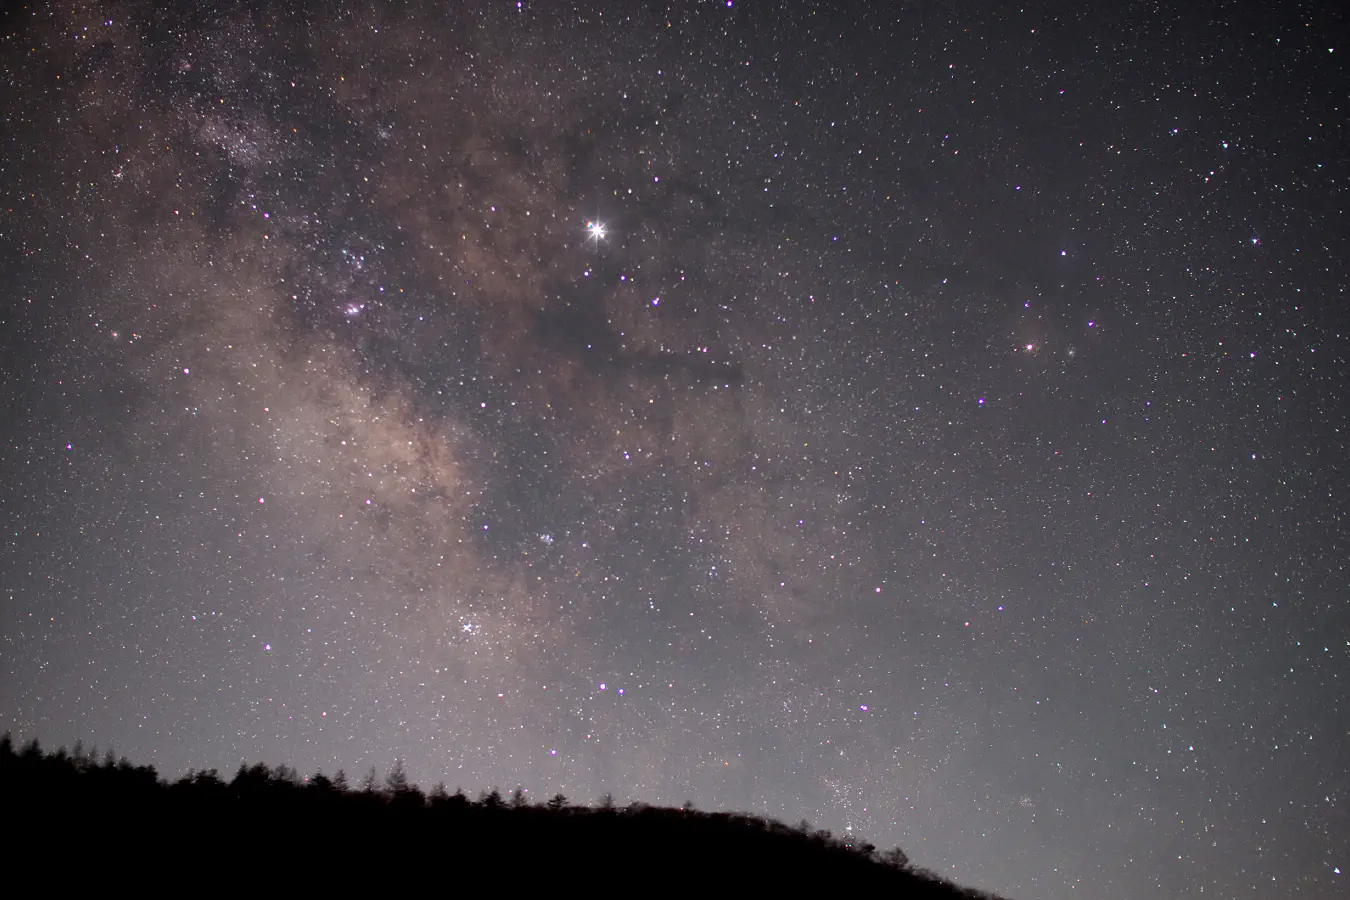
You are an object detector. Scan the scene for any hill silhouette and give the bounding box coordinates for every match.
[2,734,1007,896]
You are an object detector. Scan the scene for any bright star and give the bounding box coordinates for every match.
[585,220,606,245]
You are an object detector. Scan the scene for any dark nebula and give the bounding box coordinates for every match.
[1,3,1346,897]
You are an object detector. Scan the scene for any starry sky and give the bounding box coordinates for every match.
[1,2,1346,896]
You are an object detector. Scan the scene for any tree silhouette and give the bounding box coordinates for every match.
[881,846,912,870]
[0,734,1007,898]
[385,759,410,794]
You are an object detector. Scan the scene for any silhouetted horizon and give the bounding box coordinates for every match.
[3,733,1005,897]
[4,4,1345,896]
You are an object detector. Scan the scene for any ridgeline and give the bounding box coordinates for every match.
[2,735,1007,896]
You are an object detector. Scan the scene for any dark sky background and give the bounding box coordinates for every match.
[1,2,1346,896]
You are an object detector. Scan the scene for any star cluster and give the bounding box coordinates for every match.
[1,3,1346,898]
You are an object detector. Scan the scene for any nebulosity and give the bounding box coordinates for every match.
[2,3,1347,899]
[5,0,863,793]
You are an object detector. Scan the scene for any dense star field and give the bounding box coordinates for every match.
[1,3,1346,897]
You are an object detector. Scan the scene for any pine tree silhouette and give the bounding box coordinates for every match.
[0,734,1007,899]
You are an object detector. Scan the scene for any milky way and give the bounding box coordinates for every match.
[2,4,1347,898]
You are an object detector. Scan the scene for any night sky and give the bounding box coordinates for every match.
[2,2,1347,896]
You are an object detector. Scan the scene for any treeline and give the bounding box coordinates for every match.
[1,735,1006,896]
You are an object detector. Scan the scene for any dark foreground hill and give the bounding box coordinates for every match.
[2,735,1007,896]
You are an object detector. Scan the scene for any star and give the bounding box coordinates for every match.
[3,7,1335,899]
[585,220,606,246]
